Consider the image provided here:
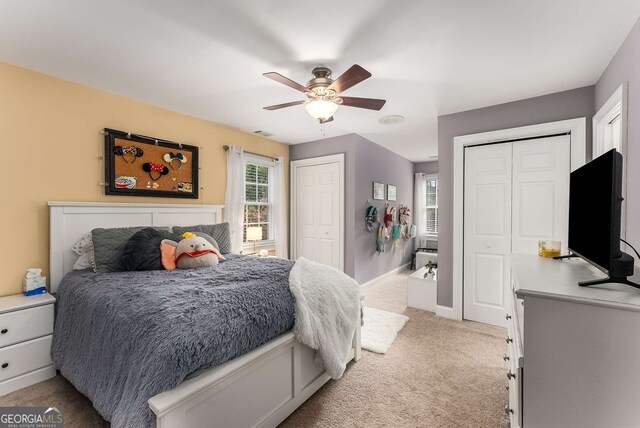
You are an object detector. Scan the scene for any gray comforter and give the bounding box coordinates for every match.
[52,255,295,428]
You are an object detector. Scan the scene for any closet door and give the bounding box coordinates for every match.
[293,158,343,270]
[463,135,572,327]
[512,135,571,255]
[464,143,513,327]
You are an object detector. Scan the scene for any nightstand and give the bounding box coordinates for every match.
[0,293,56,396]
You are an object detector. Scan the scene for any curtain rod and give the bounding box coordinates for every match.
[223,145,279,161]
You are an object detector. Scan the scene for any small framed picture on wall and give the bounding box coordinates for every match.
[373,181,385,200]
[387,184,397,201]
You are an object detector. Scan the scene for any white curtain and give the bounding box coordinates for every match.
[224,145,245,253]
[414,173,428,249]
[273,156,288,258]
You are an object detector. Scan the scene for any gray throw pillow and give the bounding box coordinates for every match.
[172,223,231,254]
[91,226,170,273]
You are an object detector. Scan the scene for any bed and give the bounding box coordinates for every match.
[48,202,361,428]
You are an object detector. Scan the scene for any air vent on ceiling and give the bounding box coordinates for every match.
[253,130,274,137]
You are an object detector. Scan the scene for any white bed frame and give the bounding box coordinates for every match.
[48,202,361,428]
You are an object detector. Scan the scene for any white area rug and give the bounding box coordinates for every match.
[361,306,409,353]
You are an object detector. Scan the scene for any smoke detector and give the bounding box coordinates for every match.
[378,115,405,125]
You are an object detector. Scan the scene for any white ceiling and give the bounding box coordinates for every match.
[1,1,638,162]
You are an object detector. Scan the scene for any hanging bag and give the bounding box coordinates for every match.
[399,204,411,225]
[376,225,386,252]
[365,204,378,232]
[384,204,396,228]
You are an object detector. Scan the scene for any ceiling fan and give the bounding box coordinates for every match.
[262,64,386,123]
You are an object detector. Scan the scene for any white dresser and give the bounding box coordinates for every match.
[0,293,56,395]
[508,254,640,427]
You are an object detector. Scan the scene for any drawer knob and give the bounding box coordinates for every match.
[507,371,516,380]
[505,385,509,391]
[503,355,510,361]
[505,313,512,320]
[0,329,7,334]
[506,337,513,344]
[1,363,8,369]
[505,405,514,415]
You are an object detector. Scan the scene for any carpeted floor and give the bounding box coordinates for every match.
[0,270,508,427]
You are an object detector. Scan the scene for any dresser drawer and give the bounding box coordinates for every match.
[0,336,53,382]
[0,305,54,348]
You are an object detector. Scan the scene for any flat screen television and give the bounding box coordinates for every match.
[567,148,638,288]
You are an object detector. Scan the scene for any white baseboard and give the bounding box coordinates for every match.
[436,305,455,320]
[359,262,411,292]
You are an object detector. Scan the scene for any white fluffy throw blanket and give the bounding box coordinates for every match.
[289,257,360,379]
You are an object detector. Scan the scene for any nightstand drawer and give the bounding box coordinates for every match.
[0,305,54,348]
[0,336,52,382]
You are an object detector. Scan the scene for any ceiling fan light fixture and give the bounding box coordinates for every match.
[304,99,339,120]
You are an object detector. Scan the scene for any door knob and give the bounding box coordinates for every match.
[505,313,512,320]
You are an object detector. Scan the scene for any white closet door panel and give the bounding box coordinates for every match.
[512,135,571,255]
[297,169,318,262]
[295,162,341,270]
[473,253,505,307]
[464,143,512,326]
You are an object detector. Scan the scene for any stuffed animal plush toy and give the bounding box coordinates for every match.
[161,232,224,270]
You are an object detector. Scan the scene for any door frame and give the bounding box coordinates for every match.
[290,153,345,271]
[452,118,586,321]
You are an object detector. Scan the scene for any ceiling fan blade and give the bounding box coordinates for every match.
[340,96,386,111]
[327,64,372,94]
[263,72,307,92]
[319,116,334,124]
[263,100,305,111]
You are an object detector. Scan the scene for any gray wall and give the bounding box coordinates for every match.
[414,161,438,175]
[437,86,596,307]
[354,139,414,284]
[596,18,640,261]
[290,133,414,284]
[289,134,358,278]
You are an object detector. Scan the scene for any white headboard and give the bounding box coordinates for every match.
[48,202,224,293]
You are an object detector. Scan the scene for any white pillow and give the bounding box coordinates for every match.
[71,233,93,270]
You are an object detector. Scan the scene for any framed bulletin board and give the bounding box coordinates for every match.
[104,128,199,198]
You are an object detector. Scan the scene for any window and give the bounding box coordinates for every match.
[243,156,274,248]
[425,177,438,235]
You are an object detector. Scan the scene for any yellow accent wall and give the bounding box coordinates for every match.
[0,61,289,296]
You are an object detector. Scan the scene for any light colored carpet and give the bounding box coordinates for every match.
[360,306,409,353]
[0,270,508,427]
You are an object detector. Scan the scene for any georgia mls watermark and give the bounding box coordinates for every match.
[0,407,63,428]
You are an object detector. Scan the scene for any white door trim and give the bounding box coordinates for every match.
[452,118,586,321]
[290,153,345,271]
[593,83,628,241]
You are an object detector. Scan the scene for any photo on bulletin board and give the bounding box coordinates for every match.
[373,181,385,200]
[387,184,397,201]
[104,128,199,198]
